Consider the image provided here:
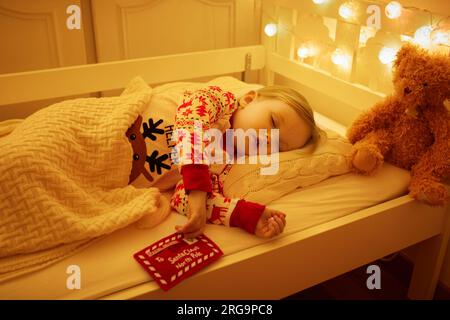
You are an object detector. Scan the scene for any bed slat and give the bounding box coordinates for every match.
[0,45,266,106]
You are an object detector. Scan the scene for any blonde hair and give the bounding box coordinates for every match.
[254,85,326,151]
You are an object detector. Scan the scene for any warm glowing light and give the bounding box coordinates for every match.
[331,49,350,68]
[378,47,397,64]
[431,28,450,46]
[264,23,277,37]
[385,1,402,19]
[339,2,355,20]
[312,0,327,4]
[297,46,313,58]
[414,25,432,48]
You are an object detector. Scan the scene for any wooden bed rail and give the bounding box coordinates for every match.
[0,45,266,106]
[99,195,449,300]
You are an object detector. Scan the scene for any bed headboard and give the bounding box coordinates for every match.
[0,40,381,127]
[0,46,265,106]
[1,0,446,126]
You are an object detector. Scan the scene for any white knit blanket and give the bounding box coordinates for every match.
[0,77,170,282]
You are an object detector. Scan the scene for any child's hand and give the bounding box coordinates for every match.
[255,208,286,239]
[175,190,207,239]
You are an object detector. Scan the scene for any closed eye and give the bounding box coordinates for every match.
[271,116,276,128]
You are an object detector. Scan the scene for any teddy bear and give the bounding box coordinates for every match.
[347,43,450,206]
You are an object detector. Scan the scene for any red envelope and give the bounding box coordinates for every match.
[133,233,223,291]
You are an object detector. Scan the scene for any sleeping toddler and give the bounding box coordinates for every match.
[126,85,324,239]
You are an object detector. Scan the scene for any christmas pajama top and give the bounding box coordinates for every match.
[126,86,265,234]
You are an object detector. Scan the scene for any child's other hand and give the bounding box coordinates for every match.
[255,208,286,239]
[175,190,207,239]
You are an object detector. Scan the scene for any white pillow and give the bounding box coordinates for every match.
[222,131,352,205]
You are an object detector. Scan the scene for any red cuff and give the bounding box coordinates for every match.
[181,164,212,193]
[230,199,265,234]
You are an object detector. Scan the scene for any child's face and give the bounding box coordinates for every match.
[231,91,312,155]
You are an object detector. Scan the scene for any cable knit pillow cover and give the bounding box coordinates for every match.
[222,131,352,205]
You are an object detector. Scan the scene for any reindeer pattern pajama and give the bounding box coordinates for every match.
[170,86,265,234]
[127,85,266,234]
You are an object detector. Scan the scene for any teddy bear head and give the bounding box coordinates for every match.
[392,43,450,114]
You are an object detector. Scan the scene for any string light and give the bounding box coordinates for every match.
[331,49,350,68]
[297,47,311,58]
[297,45,317,59]
[378,47,398,64]
[264,23,277,37]
[414,25,433,48]
[385,1,402,19]
[259,2,447,82]
[339,2,356,20]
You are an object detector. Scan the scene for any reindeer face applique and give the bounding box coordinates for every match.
[126,115,173,184]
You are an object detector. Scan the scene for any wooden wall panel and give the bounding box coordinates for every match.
[91,0,260,62]
[0,0,96,120]
[0,0,91,74]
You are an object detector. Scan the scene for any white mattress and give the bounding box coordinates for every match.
[0,113,411,299]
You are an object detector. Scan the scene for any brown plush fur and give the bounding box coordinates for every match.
[347,44,450,206]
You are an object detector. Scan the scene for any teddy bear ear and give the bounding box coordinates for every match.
[394,43,421,67]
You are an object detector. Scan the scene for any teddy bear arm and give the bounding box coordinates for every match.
[424,105,450,150]
[410,146,449,181]
[423,106,449,177]
[347,129,392,174]
[407,106,450,205]
[347,97,399,143]
[409,148,450,205]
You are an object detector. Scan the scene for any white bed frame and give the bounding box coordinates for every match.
[1,42,449,299]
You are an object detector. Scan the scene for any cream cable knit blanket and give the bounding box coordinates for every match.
[0,77,170,282]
